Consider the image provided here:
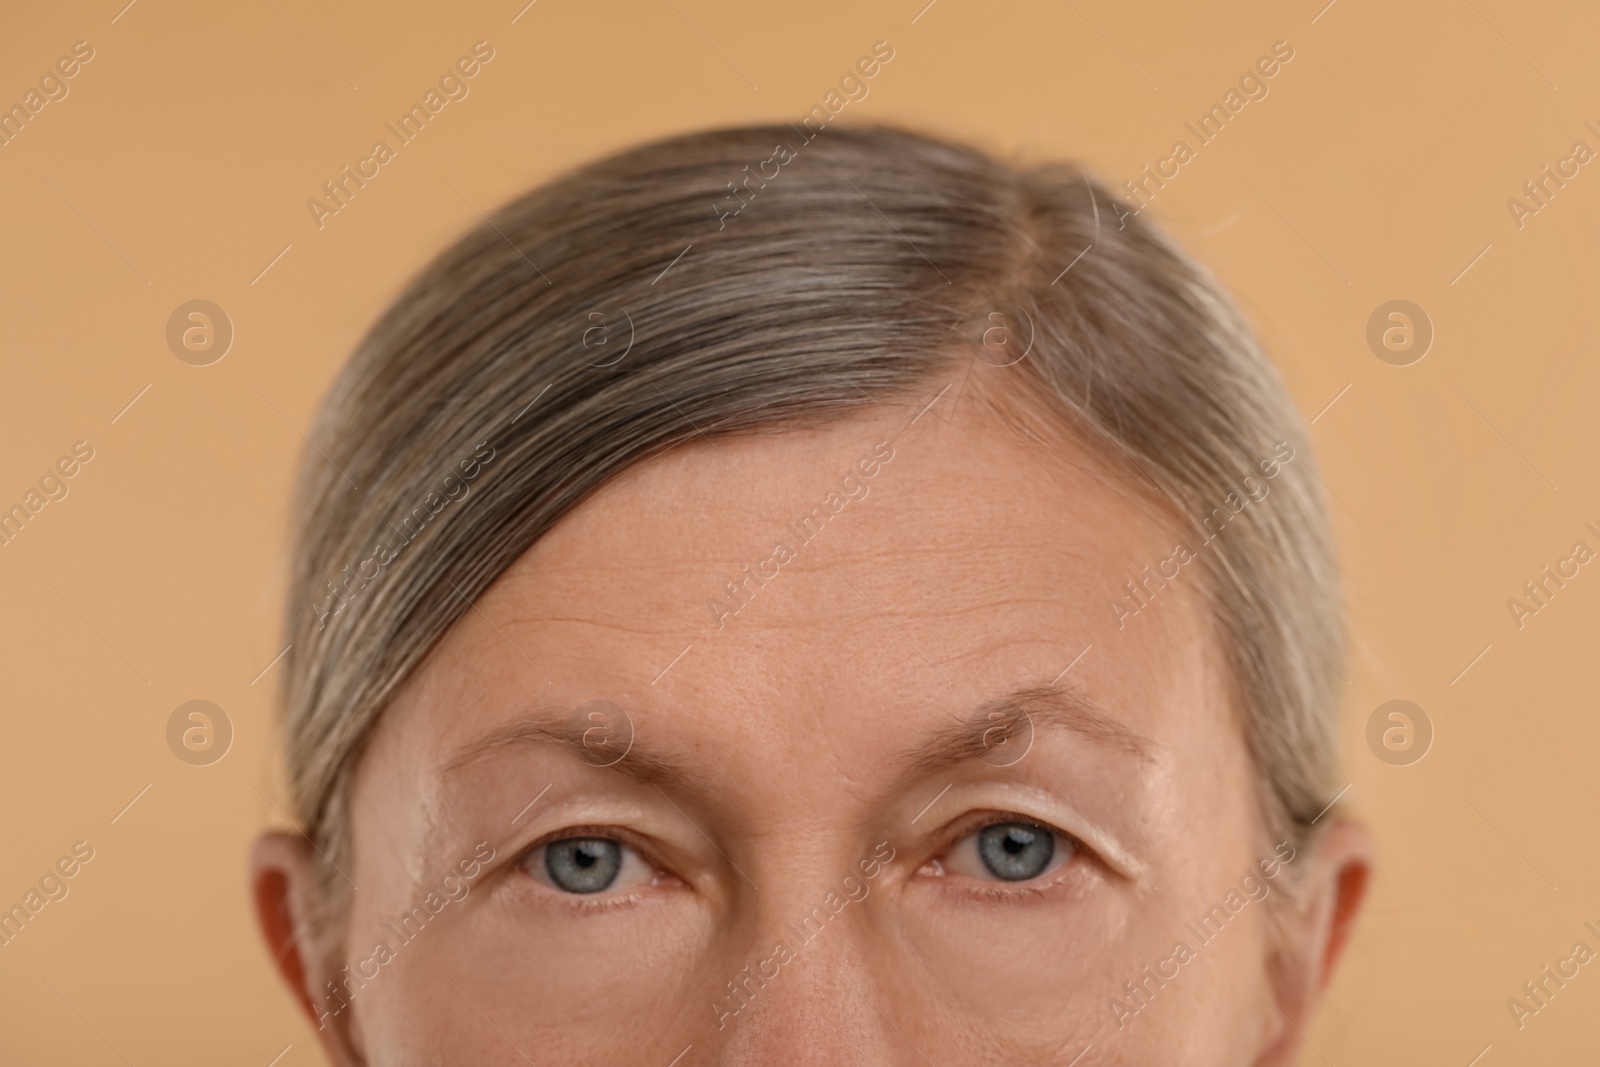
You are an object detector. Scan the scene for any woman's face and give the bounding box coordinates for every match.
[269,392,1366,1066]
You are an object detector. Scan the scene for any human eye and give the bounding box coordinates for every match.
[931,815,1077,886]
[518,829,659,896]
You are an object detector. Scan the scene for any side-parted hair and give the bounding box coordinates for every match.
[279,123,1343,939]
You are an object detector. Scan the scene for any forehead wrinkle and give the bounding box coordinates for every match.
[495,613,680,639]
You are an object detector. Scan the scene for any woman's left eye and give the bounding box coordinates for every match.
[942,820,1069,883]
[522,835,656,895]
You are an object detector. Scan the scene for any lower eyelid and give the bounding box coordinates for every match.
[552,887,650,915]
[513,866,682,919]
[936,853,1088,902]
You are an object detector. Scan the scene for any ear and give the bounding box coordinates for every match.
[249,831,365,1067]
[1252,818,1374,1066]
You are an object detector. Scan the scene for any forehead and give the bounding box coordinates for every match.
[375,393,1230,783]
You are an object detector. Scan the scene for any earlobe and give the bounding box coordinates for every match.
[249,831,363,1066]
[1253,817,1374,1066]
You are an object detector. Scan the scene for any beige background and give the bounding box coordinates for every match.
[1,0,1597,1063]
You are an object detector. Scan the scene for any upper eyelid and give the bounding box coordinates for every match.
[1031,785,1148,881]
[517,824,647,862]
[498,796,683,862]
[934,799,1144,883]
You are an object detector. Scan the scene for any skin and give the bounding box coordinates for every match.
[253,380,1371,1066]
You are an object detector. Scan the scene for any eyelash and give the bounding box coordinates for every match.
[512,824,668,913]
[506,812,1090,911]
[928,810,1088,900]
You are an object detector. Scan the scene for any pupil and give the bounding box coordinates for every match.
[545,837,623,893]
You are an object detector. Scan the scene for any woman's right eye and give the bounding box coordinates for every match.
[523,835,654,895]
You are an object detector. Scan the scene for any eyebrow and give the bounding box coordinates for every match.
[443,711,697,789]
[897,683,1157,775]
[443,682,1152,786]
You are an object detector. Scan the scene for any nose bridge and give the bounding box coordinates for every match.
[697,734,912,1063]
[707,908,909,1067]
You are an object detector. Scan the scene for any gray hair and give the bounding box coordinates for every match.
[279,122,1343,937]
